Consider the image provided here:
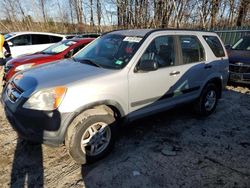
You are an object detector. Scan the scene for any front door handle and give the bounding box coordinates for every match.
[170,71,180,76]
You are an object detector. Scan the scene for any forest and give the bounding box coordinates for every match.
[0,0,249,33]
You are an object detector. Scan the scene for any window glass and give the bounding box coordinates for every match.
[32,34,51,44]
[74,34,142,69]
[10,35,31,46]
[4,33,16,40]
[50,36,63,43]
[72,44,86,55]
[180,36,205,64]
[139,36,175,68]
[232,37,250,50]
[203,35,225,57]
[42,40,77,55]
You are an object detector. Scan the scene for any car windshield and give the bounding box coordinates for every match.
[4,33,16,40]
[73,34,143,69]
[232,37,250,50]
[42,40,77,55]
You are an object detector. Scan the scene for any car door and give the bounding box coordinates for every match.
[8,34,32,57]
[128,35,182,119]
[128,34,206,119]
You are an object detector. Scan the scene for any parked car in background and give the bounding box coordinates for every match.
[227,35,250,84]
[4,32,66,57]
[3,38,94,82]
[1,29,228,164]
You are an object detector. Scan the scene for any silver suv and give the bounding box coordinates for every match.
[1,29,228,164]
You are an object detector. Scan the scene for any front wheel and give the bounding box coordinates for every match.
[194,83,219,116]
[65,110,117,164]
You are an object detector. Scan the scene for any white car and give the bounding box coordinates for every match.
[4,32,66,57]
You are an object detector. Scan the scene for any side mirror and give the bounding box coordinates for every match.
[225,44,232,50]
[137,60,158,72]
[8,41,14,47]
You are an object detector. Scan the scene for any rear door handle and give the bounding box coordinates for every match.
[170,71,180,76]
[204,65,212,69]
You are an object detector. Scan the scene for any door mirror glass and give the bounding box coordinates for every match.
[8,41,13,47]
[138,60,158,72]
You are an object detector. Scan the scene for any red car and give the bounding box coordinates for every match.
[3,38,94,82]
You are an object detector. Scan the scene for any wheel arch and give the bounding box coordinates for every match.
[205,77,223,98]
[60,100,125,143]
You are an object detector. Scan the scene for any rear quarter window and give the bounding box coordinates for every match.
[203,35,225,57]
[50,36,63,43]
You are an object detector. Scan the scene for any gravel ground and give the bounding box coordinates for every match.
[0,81,250,187]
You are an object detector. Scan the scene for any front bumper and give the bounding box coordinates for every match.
[1,88,72,146]
[229,64,250,84]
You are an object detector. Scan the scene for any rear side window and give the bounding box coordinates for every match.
[50,36,63,43]
[203,36,225,57]
[179,36,205,64]
[32,34,51,44]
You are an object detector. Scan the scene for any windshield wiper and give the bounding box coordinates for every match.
[74,58,102,68]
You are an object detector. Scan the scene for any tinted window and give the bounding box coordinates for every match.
[50,36,63,43]
[10,35,31,46]
[139,36,175,68]
[72,44,86,55]
[203,35,225,57]
[180,36,205,64]
[32,34,51,44]
[232,37,250,50]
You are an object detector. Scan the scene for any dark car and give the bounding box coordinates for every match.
[227,36,250,84]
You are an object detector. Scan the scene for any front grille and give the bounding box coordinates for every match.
[6,82,23,103]
[229,64,250,73]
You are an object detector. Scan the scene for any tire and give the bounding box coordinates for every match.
[65,110,117,164]
[194,83,219,116]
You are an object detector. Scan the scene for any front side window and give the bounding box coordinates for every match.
[42,40,77,55]
[139,36,176,68]
[10,35,31,46]
[74,34,142,69]
[203,35,225,57]
[232,37,250,51]
[180,36,205,64]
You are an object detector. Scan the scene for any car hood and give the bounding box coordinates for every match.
[227,50,250,65]
[8,53,56,65]
[12,59,115,93]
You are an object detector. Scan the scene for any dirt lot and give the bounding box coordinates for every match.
[0,83,250,188]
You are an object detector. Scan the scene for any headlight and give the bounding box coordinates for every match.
[23,87,67,111]
[15,63,35,71]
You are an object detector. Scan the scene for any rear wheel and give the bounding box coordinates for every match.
[65,109,116,164]
[194,83,219,116]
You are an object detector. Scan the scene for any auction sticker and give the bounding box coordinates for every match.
[123,37,142,43]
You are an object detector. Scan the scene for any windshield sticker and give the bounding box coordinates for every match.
[115,60,123,65]
[123,37,142,43]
